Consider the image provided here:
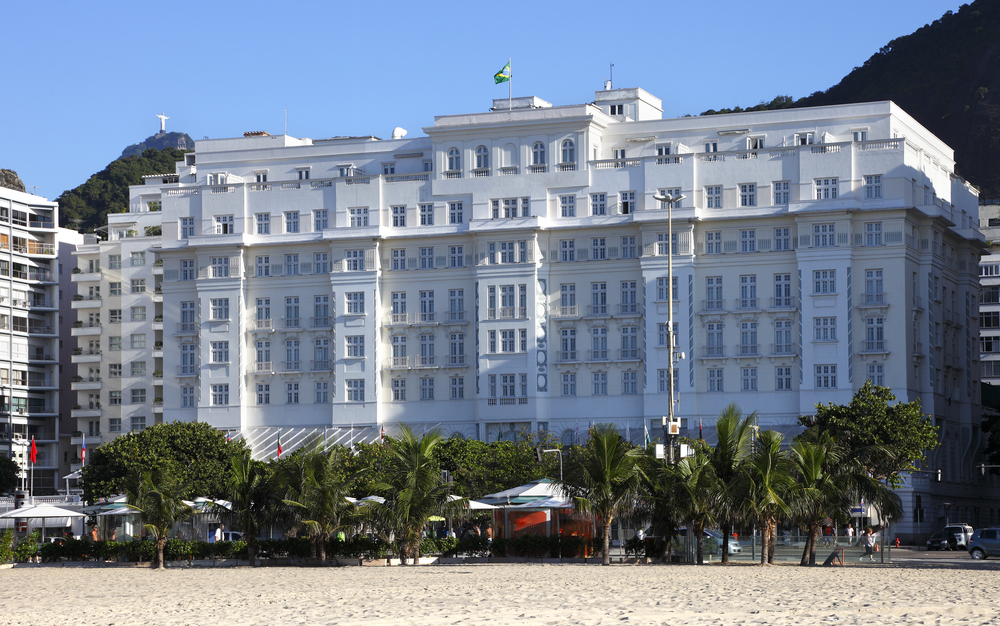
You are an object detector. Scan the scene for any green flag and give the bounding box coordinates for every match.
[494,61,511,84]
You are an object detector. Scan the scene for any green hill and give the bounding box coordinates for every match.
[121,131,194,159]
[702,0,1000,198]
[57,147,188,232]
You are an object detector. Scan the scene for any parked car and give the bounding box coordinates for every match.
[926,530,956,551]
[968,527,1000,560]
[653,528,742,555]
[943,523,974,549]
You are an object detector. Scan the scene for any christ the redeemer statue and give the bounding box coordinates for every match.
[157,114,169,133]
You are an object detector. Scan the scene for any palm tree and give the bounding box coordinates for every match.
[560,423,644,565]
[124,467,193,569]
[218,452,278,566]
[664,448,717,564]
[740,429,793,564]
[366,425,455,564]
[284,447,358,561]
[708,403,755,563]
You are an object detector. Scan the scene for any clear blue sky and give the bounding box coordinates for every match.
[2,0,963,203]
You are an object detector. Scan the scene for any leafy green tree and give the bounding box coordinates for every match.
[740,430,793,564]
[217,452,279,566]
[0,456,19,494]
[82,421,247,503]
[664,448,716,564]
[366,426,456,564]
[124,468,194,569]
[435,433,560,499]
[560,423,644,565]
[708,404,755,563]
[801,381,938,486]
[283,447,357,561]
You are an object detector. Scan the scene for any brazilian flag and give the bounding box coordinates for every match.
[494,61,511,84]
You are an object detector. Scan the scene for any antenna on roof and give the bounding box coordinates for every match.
[609,63,614,90]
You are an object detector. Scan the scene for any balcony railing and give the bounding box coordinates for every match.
[311,360,331,371]
[553,305,579,318]
[449,354,466,366]
[736,298,759,311]
[617,348,641,361]
[862,293,885,306]
[617,304,640,316]
[703,299,725,312]
[736,344,760,357]
[176,323,198,334]
[527,164,547,174]
[417,312,435,323]
[282,361,301,372]
[390,313,409,325]
[770,297,796,309]
[390,356,409,369]
[416,355,436,367]
[249,319,273,331]
[861,340,886,353]
[251,362,271,374]
[588,305,609,316]
[283,318,301,329]
[770,344,796,356]
[311,316,331,328]
[447,310,466,322]
[588,349,609,362]
[558,350,578,362]
[702,345,726,358]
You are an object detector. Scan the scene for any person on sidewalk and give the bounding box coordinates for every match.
[846,523,855,547]
[861,527,875,561]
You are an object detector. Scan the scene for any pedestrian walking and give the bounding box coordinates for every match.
[846,523,855,547]
[861,527,875,561]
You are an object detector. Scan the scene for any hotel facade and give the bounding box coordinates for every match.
[73,87,997,538]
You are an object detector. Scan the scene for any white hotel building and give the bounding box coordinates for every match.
[75,86,998,537]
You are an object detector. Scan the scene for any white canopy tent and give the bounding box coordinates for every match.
[0,503,86,536]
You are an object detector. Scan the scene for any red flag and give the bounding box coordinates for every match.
[699,417,703,441]
[277,434,282,458]
[380,426,386,443]
[30,437,37,464]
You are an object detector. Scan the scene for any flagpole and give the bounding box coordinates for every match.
[508,57,512,120]
[29,437,33,499]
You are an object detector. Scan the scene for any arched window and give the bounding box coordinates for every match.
[532,142,546,165]
[561,139,575,163]
[447,148,461,171]
[475,145,489,169]
[561,429,575,446]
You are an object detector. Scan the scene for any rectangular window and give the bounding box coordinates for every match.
[865,317,884,352]
[211,341,229,363]
[108,391,121,405]
[739,183,756,207]
[560,195,576,217]
[256,213,270,235]
[346,292,364,314]
[130,361,146,377]
[421,378,435,401]
[130,306,146,321]
[211,384,229,405]
[740,230,756,253]
[591,282,607,315]
[813,270,835,294]
[591,193,606,216]
[286,383,300,404]
[622,371,637,395]
[656,277,679,302]
[867,363,884,387]
[420,204,434,225]
[257,384,270,405]
[864,175,882,199]
[297,169,309,180]
[131,416,146,432]
[314,253,329,274]
[773,181,789,204]
[131,388,147,404]
[349,208,369,227]
[214,215,234,235]
[108,254,121,269]
[345,250,364,271]
[815,178,838,200]
[108,309,122,323]
[813,224,835,247]
[560,240,575,262]
[130,279,145,294]
[314,210,328,230]
[592,238,606,260]
[391,248,405,271]
[255,256,270,277]
[620,191,635,214]
[109,363,122,378]
[776,366,792,390]
[450,376,464,399]
[449,290,464,321]
[449,202,463,224]
[315,382,329,403]
[561,373,577,396]
[420,247,434,269]
[131,252,145,266]
[706,186,722,208]
[706,277,723,310]
[347,380,365,402]
[814,317,837,341]
[774,228,791,251]
[708,369,723,392]
[211,298,229,320]
[815,365,837,388]
[705,231,721,254]
[657,369,679,394]
[591,371,607,395]
[741,367,758,391]
[392,206,406,227]
[211,257,230,278]
[346,336,364,357]
[865,269,883,304]
[130,334,146,349]
[621,236,637,259]
[109,282,122,296]
[620,281,637,314]
[180,218,194,239]
[109,336,121,351]
[865,222,882,246]
[392,379,406,401]
[657,188,682,209]
[285,211,300,233]
[181,387,195,408]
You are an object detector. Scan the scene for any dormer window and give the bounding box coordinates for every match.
[748,137,765,150]
[208,173,227,185]
[609,104,624,116]
[656,144,671,156]
[296,168,310,180]
[704,142,718,153]
[254,171,267,183]
[447,148,461,171]
[852,129,869,142]
[795,133,814,146]
[382,163,395,175]
[561,140,575,163]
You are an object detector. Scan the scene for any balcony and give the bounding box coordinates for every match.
[557,162,577,172]
[448,354,467,366]
[557,350,579,363]
[311,316,332,329]
[861,293,885,306]
[415,312,436,325]
[282,318,302,330]
[70,271,101,283]
[311,360,331,371]
[71,321,102,336]
[71,377,102,391]
[527,164,547,174]
[446,310,467,323]
[389,313,410,326]
[735,298,759,312]
[249,319,273,332]
[617,304,640,316]
[769,297,797,310]
[499,166,518,176]
[486,397,529,406]
[415,355,437,368]
[30,298,54,309]
[71,406,101,419]
[617,348,641,362]
[552,305,579,319]
[587,305,610,317]
[587,349,609,362]
[769,344,797,358]
[177,365,199,377]
[702,299,725,313]
[71,295,101,309]
[701,345,726,359]
[71,435,103,447]
[27,352,54,363]
[71,349,102,363]
[735,344,760,358]
[251,362,272,374]
[860,340,888,355]
[389,356,410,369]
[471,168,491,178]
[175,322,198,335]
[281,361,301,373]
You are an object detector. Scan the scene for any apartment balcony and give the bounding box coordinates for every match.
[26,376,56,389]
[152,262,163,276]
[414,355,437,369]
[701,300,726,313]
[388,313,410,326]
[152,317,163,331]
[311,360,332,372]
[71,435,103,447]
[586,305,610,317]
[860,340,889,355]
[248,319,273,332]
[861,293,886,306]
[552,305,580,319]
[251,362,272,374]
[769,344,798,358]
[490,307,525,320]
[311,316,332,329]
[282,318,302,330]
[71,349,102,364]
[71,406,101,419]
[70,271,101,283]
[176,365,199,377]
[414,312,437,325]
[617,348,642,362]
[911,296,924,311]
[151,289,163,303]
[445,310,468,324]
[557,350,579,363]
[389,356,410,370]
[587,349,610,362]
[616,304,641,317]
[527,164,547,174]
[769,297,798,310]
[280,361,301,373]
[70,377,102,391]
[71,321,102,337]
[152,343,164,358]
[23,241,55,256]
[29,298,55,310]
[27,352,55,363]
[701,345,726,359]
[734,298,760,312]
[448,354,467,367]
[71,295,101,309]
[153,401,163,414]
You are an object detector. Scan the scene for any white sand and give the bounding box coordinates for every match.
[1,562,997,625]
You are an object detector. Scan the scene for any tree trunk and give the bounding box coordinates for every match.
[721,522,731,564]
[767,523,776,564]
[310,535,317,559]
[800,524,814,566]
[318,533,327,562]
[602,521,612,565]
[157,538,166,569]
[248,538,256,567]
[414,539,420,565]
[694,520,704,565]
[759,522,767,565]
[809,525,820,566]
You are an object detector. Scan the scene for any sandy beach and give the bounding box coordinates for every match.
[1,561,997,625]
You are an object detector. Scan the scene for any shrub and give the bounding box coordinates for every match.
[164,539,193,561]
[40,541,63,562]
[0,530,14,564]
[13,531,40,563]
[122,539,156,562]
[442,536,491,557]
[189,541,214,560]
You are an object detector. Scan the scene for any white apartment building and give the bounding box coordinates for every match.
[83,86,994,539]
[0,185,81,494]
[979,202,1000,387]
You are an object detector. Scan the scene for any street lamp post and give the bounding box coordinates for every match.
[652,193,685,464]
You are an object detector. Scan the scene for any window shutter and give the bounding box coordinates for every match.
[642,233,656,256]
[577,248,589,261]
[436,255,447,267]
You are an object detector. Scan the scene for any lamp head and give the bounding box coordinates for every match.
[654,193,687,204]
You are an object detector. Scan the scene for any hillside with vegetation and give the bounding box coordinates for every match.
[56,147,187,232]
[702,0,1000,198]
[121,131,194,159]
